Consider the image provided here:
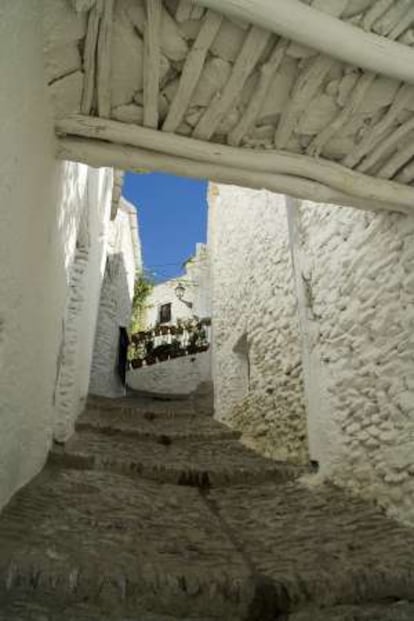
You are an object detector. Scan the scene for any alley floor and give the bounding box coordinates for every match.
[1,395,414,621]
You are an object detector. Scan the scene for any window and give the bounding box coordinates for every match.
[159,303,172,324]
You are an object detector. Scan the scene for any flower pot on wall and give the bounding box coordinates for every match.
[145,355,156,366]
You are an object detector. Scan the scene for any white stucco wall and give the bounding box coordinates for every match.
[144,280,195,328]
[127,351,211,396]
[89,198,141,397]
[53,168,113,442]
[0,2,112,509]
[208,185,308,463]
[291,199,414,525]
[143,243,210,329]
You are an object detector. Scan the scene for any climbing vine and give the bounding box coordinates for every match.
[129,273,154,335]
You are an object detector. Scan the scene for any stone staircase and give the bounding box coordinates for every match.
[0,395,414,620]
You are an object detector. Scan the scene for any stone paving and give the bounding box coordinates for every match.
[1,395,414,620]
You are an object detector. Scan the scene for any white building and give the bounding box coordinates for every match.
[208,182,414,526]
[127,243,212,397]
[143,243,210,329]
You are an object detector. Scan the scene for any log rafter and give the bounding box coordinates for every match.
[46,0,414,214]
[56,115,414,212]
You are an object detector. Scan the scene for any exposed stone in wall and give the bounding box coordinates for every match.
[209,185,308,463]
[293,200,414,524]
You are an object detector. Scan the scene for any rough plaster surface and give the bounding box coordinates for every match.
[53,168,113,442]
[0,2,112,509]
[292,200,414,524]
[208,185,308,463]
[89,199,141,398]
[127,351,211,396]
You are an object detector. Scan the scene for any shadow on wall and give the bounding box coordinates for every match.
[89,252,133,399]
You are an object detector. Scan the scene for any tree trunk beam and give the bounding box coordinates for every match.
[57,135,405,214]
[193,25,272,141]
[377,134,414,179]
[275,55,335,150]
[143,0,161,128]
[96,0,114,118]
[307,72,376,157]
[343,84,414,169]
[162,10,223,133]
[228,38,288,147]
[191,0,414,85]
[358,115,414,173]
[56,115,414,211]
[81,0,103,115]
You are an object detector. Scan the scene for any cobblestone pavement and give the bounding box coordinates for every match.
[1,395,414,620]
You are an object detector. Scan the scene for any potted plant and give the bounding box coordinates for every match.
[155,344,170,362]
[131,359,143,369]
[145,353,156,366]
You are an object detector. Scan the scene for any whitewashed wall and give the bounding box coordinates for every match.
[127,351,211,396]
[0,1,112,510]
[53,168,113,442]
[144,280,195,328]
[144,243,210,328]
[208,185,308,463]
[89,198,141,397]
[291,199,414,525]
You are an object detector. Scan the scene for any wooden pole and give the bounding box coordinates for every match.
[57,136,407,214]
[56,115,414,211]
[191,0,414,85]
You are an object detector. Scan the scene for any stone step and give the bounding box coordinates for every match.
[49,431,301,487]
[0,598,217,621]
[207,480,414,611]
[0,468,251,620]
[76,408,241,442]
[87,394,196,417]
[288,602,414,620]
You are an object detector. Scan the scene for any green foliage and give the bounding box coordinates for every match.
[129,273,154,335]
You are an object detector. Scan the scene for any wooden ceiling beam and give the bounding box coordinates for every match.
[191,0,414,85]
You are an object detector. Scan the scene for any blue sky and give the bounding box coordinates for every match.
[123,172,208,283]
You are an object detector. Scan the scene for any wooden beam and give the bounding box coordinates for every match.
[56,115,414,210]
[162,10,223,133]
[377,135,414,179]
[96,0,114,118]
[228,38,288,147]
[358,115,414,173]
[275,55,334,149]
[57,136,403,214]
[307,72,375,157]
[193,25,272,140]
[143,0,161,128]
[81,0,103,115]
[191,0,414,85]
[343,84,414,169]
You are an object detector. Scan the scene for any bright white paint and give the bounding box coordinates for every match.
[53,167,113,442]
[56,117,414,214]
[208,184,308,463]
[291,198,414,525]
[144,243,210,328]
[144,280,195,328]
[89,198,142,398]
[127,351,211,396]
[0,2,112,510]
[192,0,414,85]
